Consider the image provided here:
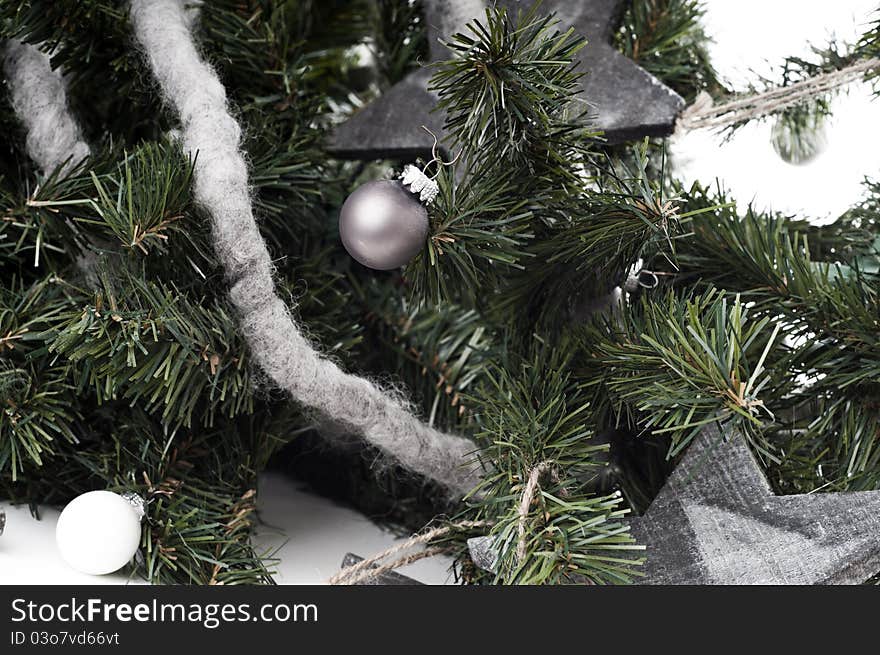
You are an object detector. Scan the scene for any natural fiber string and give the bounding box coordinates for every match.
[332,548,448,586]
[516,461,553,563]
[126,0,482,496]
[676,57,879,133]
[328,519,488,585]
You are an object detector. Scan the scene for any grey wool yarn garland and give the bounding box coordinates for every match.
[127,0,483,495]
[3,40,90,175]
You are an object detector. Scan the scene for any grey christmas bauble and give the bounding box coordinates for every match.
[771,113,828,165]
[339,180,429,270]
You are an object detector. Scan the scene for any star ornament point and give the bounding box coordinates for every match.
[630,425,880,585]
[328,0,685,161]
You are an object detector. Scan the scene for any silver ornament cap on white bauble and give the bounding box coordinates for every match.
[339,165,437,270]
[56,490,145,576]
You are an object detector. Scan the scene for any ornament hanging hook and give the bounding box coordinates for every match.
[624,267,661,294]
[420,126,461,179]
[637,269,660,289]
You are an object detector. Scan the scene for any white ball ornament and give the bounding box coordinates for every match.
[56,490,145,576]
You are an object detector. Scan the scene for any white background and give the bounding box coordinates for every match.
[1,0,878,585]
[672,0,880,221]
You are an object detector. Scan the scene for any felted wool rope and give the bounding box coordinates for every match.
[3,40,90,175]
[127,0,483,496]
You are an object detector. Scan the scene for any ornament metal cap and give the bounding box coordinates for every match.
[400,165,439,204]
[0,506,5,536]
[120,492,147,521]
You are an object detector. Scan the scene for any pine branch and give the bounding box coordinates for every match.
[0,0,165,143]
[666,183,880,490]
[616,0,725,101]
[78,143,193,255]
[352,277,499,428]
[585,288,785,458]
[0,276,81,479]
[48,268,255,430]
[405,164,535,307]
[431,4,590,174]
[462,339,642,585]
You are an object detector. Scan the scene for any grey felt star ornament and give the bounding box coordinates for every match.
[628,425,880,584]
[469,425,880,584]
[328,0,684,160]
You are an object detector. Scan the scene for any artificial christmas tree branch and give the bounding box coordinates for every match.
[666,183,880,491]
[615,0,724,102]
[1,2,376,583]
[2,0,878,586]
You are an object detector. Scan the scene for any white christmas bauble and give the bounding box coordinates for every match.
[56,491,143,575]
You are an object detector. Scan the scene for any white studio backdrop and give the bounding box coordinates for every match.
[672,0,880,221]
[0,0,877,585]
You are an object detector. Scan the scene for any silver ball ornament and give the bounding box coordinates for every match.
[339,170,433,270]
[771,112,828,165]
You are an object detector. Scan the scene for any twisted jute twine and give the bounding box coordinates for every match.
[676,57,879,133]
[328,520,489,585]
[516,461,555,563]
[331,458,556,583]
